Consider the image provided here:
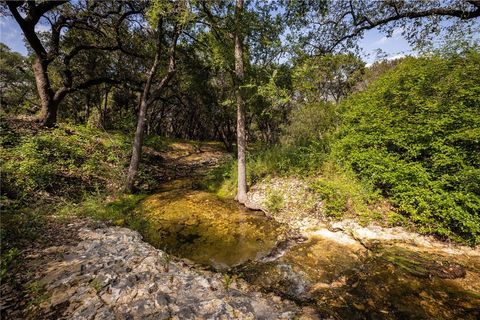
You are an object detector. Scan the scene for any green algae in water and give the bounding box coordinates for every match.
[139,187,284,269]
[239,236,480,320]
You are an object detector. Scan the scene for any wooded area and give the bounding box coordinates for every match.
[1,1,480,319]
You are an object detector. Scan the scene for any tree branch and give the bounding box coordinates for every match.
[147,25,180,106]
[326,1,480,52]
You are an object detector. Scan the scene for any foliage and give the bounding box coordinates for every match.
[281,101,338,148]
[61,193,148,231]
[0,247,18,281]
[204,143,329,197]
[286,0,480,53]
[194,50,479,245]
[226,101,340,185]
[264,189,284,214]
[1,122,130,201]
[310,162,380,219]
[0,120,132,249]
[292,53,365,104]
[334,51,480,244]
[143,135,171,152]
[0,44,36,113]
[202,159,237,197]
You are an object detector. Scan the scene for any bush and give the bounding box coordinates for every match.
[310,161,380,219]
[0,247,18,281]
[60,193,147,229]
[0,121,131,249]
[282,101,339,148]
[1,123,130,200]
[334,50,480,244]
[264,189,284,214]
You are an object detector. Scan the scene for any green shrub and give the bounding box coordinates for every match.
[334,50,480,244]
[62,193,147,228]
[1,123,130,200]
[203,143,329,198]
[144,135,171,152]
[282,101,339,148]
[201,159,237,197]
[310,162,379,219]
[264,189,284,214]
[0,122,131,249]
[0,247,18,281]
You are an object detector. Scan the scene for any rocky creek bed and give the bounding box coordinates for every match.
[24,227,300,319]
[134,181,480,320]
[3,142,480,319]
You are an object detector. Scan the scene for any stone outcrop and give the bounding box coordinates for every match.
[35,227,299,319]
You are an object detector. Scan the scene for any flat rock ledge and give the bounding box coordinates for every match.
[34,227,299,320]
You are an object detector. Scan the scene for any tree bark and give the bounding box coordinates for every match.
[103,85,111,128]
[124,21,179,193]
[124,53,160,193]
[32,56,57,127]
[234,0,248,204]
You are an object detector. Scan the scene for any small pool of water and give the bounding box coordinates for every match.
[138,180,286,270]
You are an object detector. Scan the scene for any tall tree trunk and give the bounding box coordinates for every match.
[85,92,91,123]
[124,21,179,193]
[32,56,58,127]
[234,0,247,204]
[124,54,160,193]
[103,85,110,128]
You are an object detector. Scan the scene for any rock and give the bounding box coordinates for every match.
[33,227,299,319]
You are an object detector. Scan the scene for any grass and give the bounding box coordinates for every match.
[202,147,399,228]
[201,159,237,198]
[309,161,380,219]
[264,189,284,214]
[58,193,148,228]
[201,143,327,198]
[0,118,175,277]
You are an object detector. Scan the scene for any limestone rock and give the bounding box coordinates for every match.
[34,227,299,319]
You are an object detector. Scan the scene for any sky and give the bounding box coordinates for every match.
[0,14,412,65]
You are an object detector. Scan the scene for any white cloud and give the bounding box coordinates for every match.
[374,27,404,45]
[386,53,406,61]
[366,53,411,67]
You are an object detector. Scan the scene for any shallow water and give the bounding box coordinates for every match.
[139,180,286,270]
[238,236,480,319]
[138,179,480,319]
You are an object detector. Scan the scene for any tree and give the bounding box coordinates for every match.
[234,0,248,204]
[0,43,37,113]
[199,0,287,204]
[5,0,143,127]
[292,53,365,104]
[286,0,480,54]
[125,0,188,192]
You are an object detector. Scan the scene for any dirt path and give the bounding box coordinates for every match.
[142,141,231,184]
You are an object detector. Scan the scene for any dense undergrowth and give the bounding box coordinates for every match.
[0,119,172,277]
[335,52,480,244]
[209,51,480,245]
